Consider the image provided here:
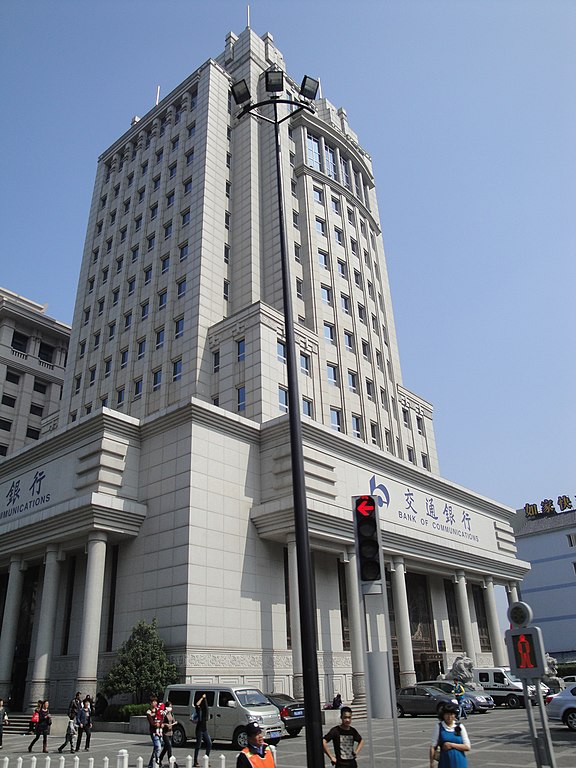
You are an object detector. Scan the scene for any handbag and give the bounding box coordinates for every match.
[432,745,441,762]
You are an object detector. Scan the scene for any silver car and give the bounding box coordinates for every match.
[418,680,494,713]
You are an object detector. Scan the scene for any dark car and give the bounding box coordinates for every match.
[396,685,459,717]
[418,680,494,713]
[264,692,305,737]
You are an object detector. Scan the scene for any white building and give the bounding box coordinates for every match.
[0,26,528,712]
[513,498,576,662]
[0,287,70,458]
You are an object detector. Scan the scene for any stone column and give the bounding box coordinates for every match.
[0,555,26,693]
[391,557,415,686]
[28,545,61,705]
[76,532,107,693]
[286,537,303,699]
[484,577,507,666]
[344,549,365,704]
[507,581,519,604]
[455,571,476,663]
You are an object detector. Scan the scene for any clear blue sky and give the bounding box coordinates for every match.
[1,0,574,511]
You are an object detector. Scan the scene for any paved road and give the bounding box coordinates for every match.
[1,709,574,767]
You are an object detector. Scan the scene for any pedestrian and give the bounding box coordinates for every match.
[27,700,42,734]
[236,722,274,768]
[146,696,163,768]
[0,698,8,749]
[75,699,93,751]
[159,701,177,768]
[451,679,467,720]
[57,719,77,754]
[28,699,52,753]
[95,692,108,718]
[68,692,82,721]
[332,693,343,710]
[193,692,212,767]
[322,706,364,768]
[430,702,471,767]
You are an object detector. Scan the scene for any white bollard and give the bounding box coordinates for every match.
[219,754,226,768]
[73,756,80,768]
[116,749,129,768]
[30,756,37,768]
[16,757,23,768]
[185,755,193,768]
[87,757,94,768]
[43,757,50,768]
[202,755,209,768]
[135,756,143,768]
[1,755,8,768]
[103,757,109,768]
[57,756,65,768]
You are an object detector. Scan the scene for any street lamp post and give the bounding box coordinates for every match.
[232,70,325,768]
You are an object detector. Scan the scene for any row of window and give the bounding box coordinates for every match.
[5,368,50,394]
[0,419,40,441]
[306,132,369,208]
[1,393,44,417]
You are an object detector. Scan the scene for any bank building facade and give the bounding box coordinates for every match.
[0,26,529,711]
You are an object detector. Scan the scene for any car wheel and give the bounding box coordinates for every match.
[396,704,404,718]
[172,725,186,747]
[287,728,302,737]
[233,727,249,750]
[564,709,576,731]
[507,694,520,709]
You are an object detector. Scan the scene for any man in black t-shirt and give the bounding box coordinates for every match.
[323,706,364,768]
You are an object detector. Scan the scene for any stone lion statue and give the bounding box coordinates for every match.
[447,655,475,684]
[543,653,564,693]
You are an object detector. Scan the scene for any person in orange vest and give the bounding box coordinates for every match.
[236,722,275,768]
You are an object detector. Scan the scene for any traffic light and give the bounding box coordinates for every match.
[505,626,546,678]
[353,495,381,582]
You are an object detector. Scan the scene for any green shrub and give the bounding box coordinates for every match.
[102,703,149,722]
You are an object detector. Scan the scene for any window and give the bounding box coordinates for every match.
[341,294,351,314]
[300,353,310,375]
[0,419,12,432]
[237,386,246,412]
[350,239,358,257]
[294,244,301,262]
[171,136,179,152]
[161,255,170,273]
[223,280,229,301]
[166,190,175,207]
[224,211,231,229]
[351,415,362,439]
[224,244,230,264]
[422,453,430,470]
[117,388,125,406]
[33,379,48,395]
[98,298,105,316]
[26,427,40,440]
[188,122,196,138]
[321,285,332,305]
[177,279,186,299]
[318,250,329,269]
[0,445,7,457]
[417,416,424,435]
[164,221,173,239]
[82,309,90,326]
[106,238,112,254]
[348,371,358,393]
[174,317,184,338]
[334,228,343,245]
[237,339,246,362]
[292,210,299,229]
[79,340,86,358]
[124,198,131,213]
[313,187,323,203]
[330,408,342,432]
[307,134,321,170]
[277,341,286,363]
[324,323,335,343]
[152,369,162,391]
[181,209,191,226]
[402,408,410,428]
[156,328,165,349]
[120,349,128,369]
[104,358,112,378]
[179,242,189,260]
[186,150,194,166]
[366,379,374,400]
[362,340,370,360]
[183,178,192,195]
[88,277,95,293]
[108,322,116,340]
[169,163,177,179]
[137,339,146,359]
[172,358,183,381]
[357,303,366,323]
[135,216,142,232]
[302,398,313,417]
[325,145,337,178]
[296,279,303,299]
[132,245,140,262]
[147,233,156,251]
[279,386,288,413]
[315,218,326,236]
[38,342,55,362]
[354,269,361,287]
[89,367,96,386]
[2,394,16,408]
[156,149,163,164]
[6,370,20,384]
[158,290,167,310]
[370,422,380,446]
[134,379,143,399]
[332,197,341,215]
[124,312,132,330]
[93,332,101,350]
[327,363,338,386]
[74,376,81,394]
[338,260,347,278]
[344,331,354,352]
[213,350,220,373]
[407,446,415,464]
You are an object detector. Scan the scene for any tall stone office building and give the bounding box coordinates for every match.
[0,27,528,711]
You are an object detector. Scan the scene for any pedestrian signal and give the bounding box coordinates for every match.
[353,495,381,582]
[505,625,546,678]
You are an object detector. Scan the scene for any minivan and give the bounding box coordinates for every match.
[164,684,283,749]
[472,667,548,708]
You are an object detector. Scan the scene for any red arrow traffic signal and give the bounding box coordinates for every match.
[356,495,375,516]
[353,495,381,581]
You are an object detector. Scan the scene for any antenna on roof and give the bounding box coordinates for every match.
[318,78,323,99]
[247,4,250,28]
[156,85,161,106]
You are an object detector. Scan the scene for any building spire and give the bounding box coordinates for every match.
[247,4,250,28]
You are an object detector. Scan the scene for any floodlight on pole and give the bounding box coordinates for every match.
[300,75,320,101]
[231,71,323,768]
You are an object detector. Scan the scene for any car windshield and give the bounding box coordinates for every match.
[504,669,522,683]
[423,687,446,695]
[236,689,270,707]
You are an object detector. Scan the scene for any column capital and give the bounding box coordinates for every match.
[9,554,25,570]
[506,580,518,592]
[87,531,108,545]
[455,569,466,581]
[391,555,405,571]
[483,575,494,587]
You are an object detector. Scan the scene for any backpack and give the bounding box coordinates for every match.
[191,709,199,723]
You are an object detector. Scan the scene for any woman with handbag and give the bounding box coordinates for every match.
[429,702,470,767]
[28,700,52,753]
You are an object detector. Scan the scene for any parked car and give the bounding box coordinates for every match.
[546,685,576,731]
[264,692,305,737]
[562,675,576,684]
[418,680,494,713]
[396,685,459,717]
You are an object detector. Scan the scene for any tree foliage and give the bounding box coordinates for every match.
[101,618,179,703]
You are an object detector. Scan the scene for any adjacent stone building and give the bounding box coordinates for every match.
[0,26,528,711]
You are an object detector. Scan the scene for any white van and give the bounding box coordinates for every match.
[472,667,548,708]
[164,684,283,749]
